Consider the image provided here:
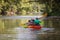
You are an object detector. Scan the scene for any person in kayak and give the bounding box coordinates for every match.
[27,18,42,30]
[34,18,41,26]
[27,19,35,28]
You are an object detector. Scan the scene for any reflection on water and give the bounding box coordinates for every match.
[0,27,58,40]
[0,27,37,40]
[0,18,60,40]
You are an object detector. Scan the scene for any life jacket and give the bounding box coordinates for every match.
[34,20,40,25]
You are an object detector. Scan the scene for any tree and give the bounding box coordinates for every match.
[38,0,60,16]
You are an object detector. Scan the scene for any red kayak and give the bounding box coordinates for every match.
[28,25,42,30]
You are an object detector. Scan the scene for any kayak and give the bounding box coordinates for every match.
[28,25,42,30]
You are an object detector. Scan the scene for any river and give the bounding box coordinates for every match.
[0,27,55,40]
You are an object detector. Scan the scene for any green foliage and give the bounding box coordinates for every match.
[45,0,60,16]
[37,0,60,16]
[51,0,60,16]
[0,0,46,16]
[2,0,60,16]
[0,0,26,16]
